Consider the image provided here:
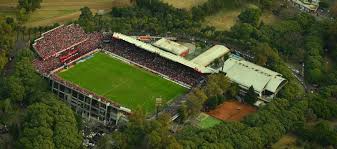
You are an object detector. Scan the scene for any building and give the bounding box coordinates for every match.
[221,55,287,101]
[288,0,320,12]
[191,45,230,67]
[153,38,190,57]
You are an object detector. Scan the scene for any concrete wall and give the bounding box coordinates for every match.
[48,78,128,126]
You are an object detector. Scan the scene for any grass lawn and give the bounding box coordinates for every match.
[58,52,187,113]
[162,0,208,10]
[203,3,280,31]
[0,0,131,27]
[272,134,301,149]
[196,113,222,129]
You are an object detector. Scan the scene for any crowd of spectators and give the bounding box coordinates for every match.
[33,24,87,60]
[33,32,103,75]
[103,39,204,86]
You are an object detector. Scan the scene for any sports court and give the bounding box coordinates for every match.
[207,100,257,121]
[58,52,187,113]
[196,112,222,128]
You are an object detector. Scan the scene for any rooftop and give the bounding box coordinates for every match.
[222,56,287,95]
[153,38,189,56]
[191,45,230,67]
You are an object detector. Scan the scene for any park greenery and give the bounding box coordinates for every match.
[0,0,336,148]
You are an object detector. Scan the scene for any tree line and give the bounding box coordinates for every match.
[0,16,82,148]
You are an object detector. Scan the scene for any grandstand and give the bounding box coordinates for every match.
[32,24,288,125]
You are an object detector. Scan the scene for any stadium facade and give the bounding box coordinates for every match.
[32,24,287,125]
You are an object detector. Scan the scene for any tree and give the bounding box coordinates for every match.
[16,8,29,24]
[204,96,219,110]
[0,98,13,113]
[19,98,82,149]
[238,8,262,26]
[261,0,273,10]
[4,76,25,103]
[78,7,96,32]
[177,103,188,123]
[186,88,207,117]
[330,2,337,17]
[97,132,126,149]
[230,23,257,41]
[18,0,43,12]
[101,109,182,149]
[228,83,239,98]
[0,17,15,70]
[244,86,258,104]
[0,51,8,72]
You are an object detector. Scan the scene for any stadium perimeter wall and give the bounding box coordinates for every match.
[48,74,129,126]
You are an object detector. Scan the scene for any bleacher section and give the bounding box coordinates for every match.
[33,31,103,75]
[113,33,215,74]
[103,37,205,86]
[33,24,88,60]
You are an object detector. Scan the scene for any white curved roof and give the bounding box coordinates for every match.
[191,45,230,66]
[153,38,189,56]
[222,56,287,94]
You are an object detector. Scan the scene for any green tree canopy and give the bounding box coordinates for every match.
[18,0,43,12]
[19,98,82,149]
[238,8,262,26]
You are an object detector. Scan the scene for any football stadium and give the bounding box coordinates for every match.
[32,24,287,125]
[58,52,187,113]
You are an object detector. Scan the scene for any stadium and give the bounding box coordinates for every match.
[32,24,287,125]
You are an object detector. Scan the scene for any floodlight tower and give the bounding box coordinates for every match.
[155,97,162,118]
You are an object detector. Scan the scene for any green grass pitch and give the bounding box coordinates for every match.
[58,52,187,113]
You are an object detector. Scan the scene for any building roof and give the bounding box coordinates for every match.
[113,33,215,73]
[221,56,287,94]
[291,0,319,11]
[153,38,189,56]
[191,45,230,66]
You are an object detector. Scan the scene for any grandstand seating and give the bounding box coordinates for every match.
[103,39,204,86]
[33,32,103,75]
[33,24,87,60]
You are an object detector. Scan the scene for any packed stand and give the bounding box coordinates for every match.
[33,32,103,75]
[103,39,204,86]
[33,24,87,60]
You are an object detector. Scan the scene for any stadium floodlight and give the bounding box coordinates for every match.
[155,98,162,118]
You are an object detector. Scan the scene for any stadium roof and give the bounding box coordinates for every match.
[113,33,215,73]
[153,38,189,56]
[222,56,287,95]
[191,45,230,66]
